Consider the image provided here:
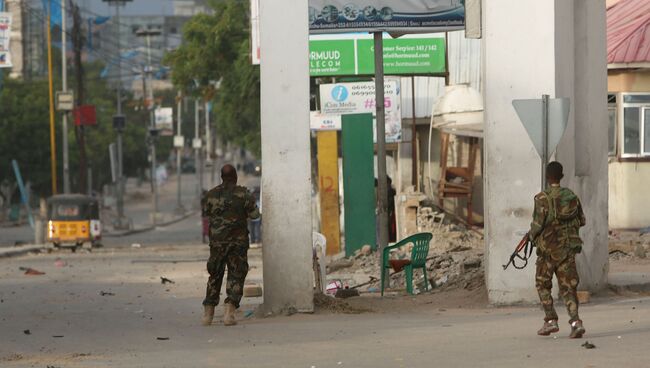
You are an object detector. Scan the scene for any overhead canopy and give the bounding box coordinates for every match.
[607,0,650,67]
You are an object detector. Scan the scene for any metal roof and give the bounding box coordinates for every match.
[607,0,650,65]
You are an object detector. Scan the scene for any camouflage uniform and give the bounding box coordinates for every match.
[202,183,259,308]
[529,185,586,323]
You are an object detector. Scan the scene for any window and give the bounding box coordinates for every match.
[620,93,650,158]
[608,108,616,156]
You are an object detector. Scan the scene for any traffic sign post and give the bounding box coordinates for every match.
[513,95,570,191]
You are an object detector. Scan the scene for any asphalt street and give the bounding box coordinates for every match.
[1,246,649,368]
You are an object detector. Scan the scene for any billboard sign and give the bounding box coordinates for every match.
[320,80,402,143]
[310,111,342,131]
[310,35,445,76]
[308,0,465,34]
[155,107,174,136]
[0,12,12,68]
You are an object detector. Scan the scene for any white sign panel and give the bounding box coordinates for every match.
[0,12,12,68]
[250,0,261,65]
[320,80,402,142]
[310,111,342,131]
[154,107,174,136]
[308,0,464,34]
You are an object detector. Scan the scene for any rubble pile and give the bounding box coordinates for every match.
[609,230,650,261]
[327,223,485,294]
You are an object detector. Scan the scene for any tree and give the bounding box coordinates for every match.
[164,0,261,156]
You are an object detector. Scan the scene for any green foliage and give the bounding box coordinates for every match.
[164,0,261,156]
[0,61,177,199]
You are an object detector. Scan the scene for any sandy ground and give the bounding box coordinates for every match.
[2,245,650,367]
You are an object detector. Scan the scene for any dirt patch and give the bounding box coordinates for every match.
[0,353,23,362]
[345,286,489,314]
[313,293,373,314]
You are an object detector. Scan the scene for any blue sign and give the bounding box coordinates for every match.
[331,85,349,102]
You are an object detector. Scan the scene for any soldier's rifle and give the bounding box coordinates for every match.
[502,233,534,270]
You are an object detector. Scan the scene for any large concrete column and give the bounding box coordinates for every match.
[260,0,314,312]
[483,0,608,304]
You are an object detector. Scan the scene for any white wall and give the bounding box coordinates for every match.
[610,162,650,229]
[483,0,608,304]
[259,0,314,313]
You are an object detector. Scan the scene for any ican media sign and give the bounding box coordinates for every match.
[319,80,402,143]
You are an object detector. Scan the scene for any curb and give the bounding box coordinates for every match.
[0,245,47,259]
[103,211,198,238]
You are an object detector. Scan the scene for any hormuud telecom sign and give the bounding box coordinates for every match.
[308,0,465,34]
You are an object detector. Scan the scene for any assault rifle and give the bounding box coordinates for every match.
[502,233,534,270]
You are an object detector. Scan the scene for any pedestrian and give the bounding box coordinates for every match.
[528,161,586,338]
[201,164,260,326]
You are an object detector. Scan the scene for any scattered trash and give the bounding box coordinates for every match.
[617,336,622,339]
[131,243,142,248]
[52,335,64,338]
[160,277,175,284]
[23,329,31,335]
[99,291,115,296]
[19,267,45,276]
[156,337,170,341]
[367,287,379,293]
[244,310,255,318]
[283,306,298,316]
[54,259,67,267]
[581,341,596,349]
[326,280,343,294]
[639,226,650,235]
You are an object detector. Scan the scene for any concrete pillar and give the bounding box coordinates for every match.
[260,0,314,313]
[483,0,608,304]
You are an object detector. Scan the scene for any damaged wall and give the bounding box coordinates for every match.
[483,0,609,304]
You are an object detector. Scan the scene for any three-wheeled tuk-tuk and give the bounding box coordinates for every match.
[47,194,101,251]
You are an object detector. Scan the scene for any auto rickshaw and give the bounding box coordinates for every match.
[47,194,102,251]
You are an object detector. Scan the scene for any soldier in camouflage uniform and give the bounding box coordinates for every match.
[528,161,586,338]
[201,164,260,326]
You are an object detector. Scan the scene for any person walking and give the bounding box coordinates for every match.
[529,161,586,338]
[201,164,259,326]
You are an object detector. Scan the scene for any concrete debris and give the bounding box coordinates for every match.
[327,258,355,273]
[160,277,175,284]
[582,341,596,349]
[19,267,45,276]
[327,223,485,294]
[360,245,373,256]
[243,284,263,297]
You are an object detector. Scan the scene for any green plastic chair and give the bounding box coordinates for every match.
[381,232,433,296]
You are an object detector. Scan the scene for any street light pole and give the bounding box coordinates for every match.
[136,28,161,225]
[61,0,70,194]
[106,0,132,229]
[175,91,184,214]
[194,99,201,207]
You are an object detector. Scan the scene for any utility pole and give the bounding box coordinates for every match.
[71,2,87,193]
[104,0,131,229]
[194,99,201,207]
[204,101,211,185]
[136,28,161,225]
[175,91,184,214]
[46,0,58,195]
[60,0,70,194]
[373,32,389,279]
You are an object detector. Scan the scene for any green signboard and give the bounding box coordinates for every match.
[309,37,446,77]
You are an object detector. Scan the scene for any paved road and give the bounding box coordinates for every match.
[1,246,650,368]
[0,168,261,248]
